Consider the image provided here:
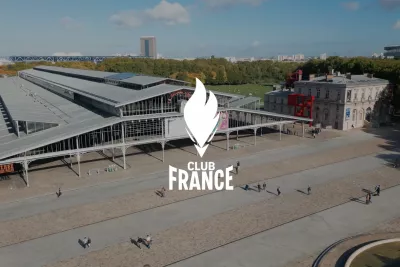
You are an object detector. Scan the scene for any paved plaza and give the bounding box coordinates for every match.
[0,128,399,267]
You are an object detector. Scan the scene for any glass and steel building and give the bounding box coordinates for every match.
[384,45,400,58]
[140,36,157,59]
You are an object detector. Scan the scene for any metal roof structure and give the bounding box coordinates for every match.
[21,69,142,105]
[105,73,137,80]
[119,75,169,86]
[0,67,313,169]
[34,65,115,79]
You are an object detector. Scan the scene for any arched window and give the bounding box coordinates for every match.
[366,107,372,122]
[352,109,357,121]
[324,109,329,121]
[359,109,364,121]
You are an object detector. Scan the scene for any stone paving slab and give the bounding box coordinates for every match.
[0,138,386,248]
[46,166,400,267]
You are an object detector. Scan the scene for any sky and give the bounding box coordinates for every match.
[0,0,399,57]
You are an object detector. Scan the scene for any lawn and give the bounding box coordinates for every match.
[206,84,273,100]
[350,242,400,267]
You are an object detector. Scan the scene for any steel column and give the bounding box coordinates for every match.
[226,133,230,151]
[23,160,29,187]
[76,153,81,177]
[111,125,114,160]
[121,122,126,169]
[76,137,81,177]
[122,148,126,169]
[161,142,165,162]
[254,129,257,145]
[279,124,282,140]
[302,122,305,138]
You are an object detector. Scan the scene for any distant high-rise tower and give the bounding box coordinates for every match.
[140,36,157,59]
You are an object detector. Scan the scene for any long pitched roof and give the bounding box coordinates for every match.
[33,65,115,79]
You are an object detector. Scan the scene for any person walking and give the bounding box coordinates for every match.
[257,183,261,192]
[137,237,144,250]
[82,237,88,248]
[146,234,152,248]
[277,187,281,196]
[57,187,62,198]
[365,194,369,204]
[375,185,380,196]
[262,182,266,191]
[244,184,249,191]
[307,185,311,195]
[161,186,166,197]
[236,161,240,174]
[368,192,372,203]
[86,237,91,248]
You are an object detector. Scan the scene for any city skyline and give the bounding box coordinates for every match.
[1,0,399,57]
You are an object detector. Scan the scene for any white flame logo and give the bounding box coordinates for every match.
[184,78,220,158]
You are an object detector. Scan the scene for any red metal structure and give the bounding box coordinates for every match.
[285,69,302,88]
[288,94,314,126]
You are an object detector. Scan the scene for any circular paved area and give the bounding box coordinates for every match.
[317,233,400,267]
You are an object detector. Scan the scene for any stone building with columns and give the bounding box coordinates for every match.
[265,73,389,130]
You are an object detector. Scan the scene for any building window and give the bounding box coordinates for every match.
[316,89,320,98]
[361,91,365,101]
[347,90,351,102]
[273,105,276,111]
[281,98,284,104]
[337,91,341,101]
[352,109,357,121]
[375,91,379,100]
[324,110,329,121]
[354,91,358,101]
[280,105,283,112]
[336,104,339,112]
[298,88,302,94]
[308,88,312,96]
[325,89,330,99]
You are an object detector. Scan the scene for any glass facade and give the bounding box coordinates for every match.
[144,40,150,57]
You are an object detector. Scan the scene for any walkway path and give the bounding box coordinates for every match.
[0,152,397,267]
[170,185,400,267]
[0,131,374,222]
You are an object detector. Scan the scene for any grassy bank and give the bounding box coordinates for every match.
[206,84,273,100]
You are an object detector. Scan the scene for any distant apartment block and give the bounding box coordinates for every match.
[236,57,255,62]
[140,36,157,59]
[277,54,304,62]
[320,53,327,60]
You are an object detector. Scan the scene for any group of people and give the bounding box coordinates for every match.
[136,234,153,249]
[244,182,286,196]
[82,237,91,249]
[366,185,381,204]
[311,128,321,138]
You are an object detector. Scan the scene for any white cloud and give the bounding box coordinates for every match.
[109,11,143,28]
[203,0,267,8]
[341,2,360,10]
[110,0,190,28]
[393,20,400,29]
[60,17,82,30]
[53,52,83,56]
[251,41,260,47]
[145,0,190,25]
